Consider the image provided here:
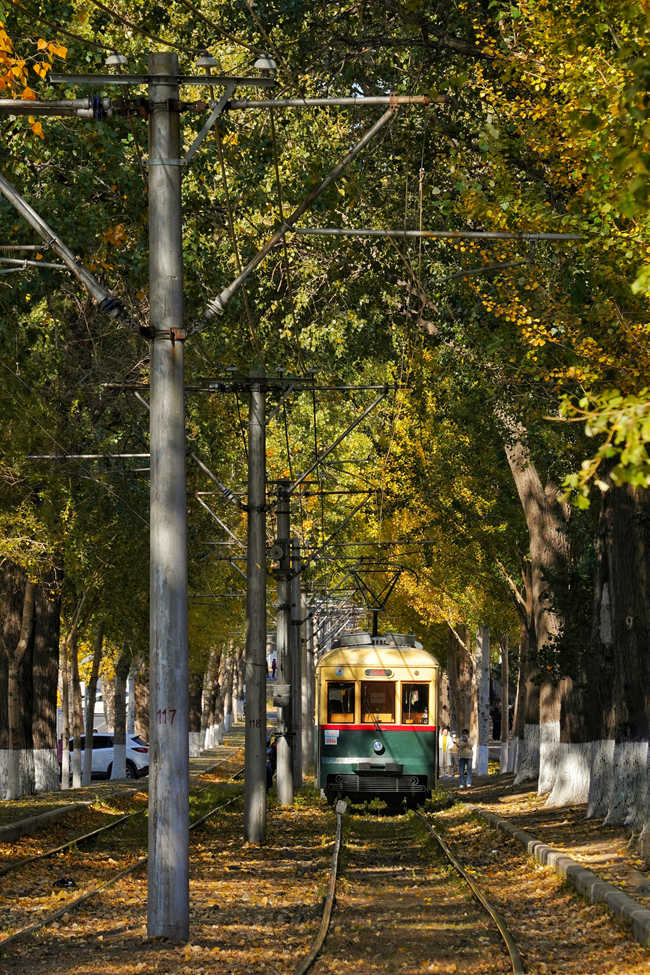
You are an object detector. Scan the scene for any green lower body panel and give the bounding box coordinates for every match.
[318,726,436,799]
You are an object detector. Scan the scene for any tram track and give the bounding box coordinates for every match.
[0,754,245,954]
[293,802,523,975]
[0,749,244,881]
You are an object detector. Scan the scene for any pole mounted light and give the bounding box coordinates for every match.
[105,51,128,70]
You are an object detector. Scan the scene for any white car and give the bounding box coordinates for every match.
[59,733,149,779]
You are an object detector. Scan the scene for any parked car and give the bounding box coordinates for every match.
[57,733,149,779]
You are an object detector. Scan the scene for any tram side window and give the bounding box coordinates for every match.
[327,682,355,723]
[402,683,429,724]
[361,682,395,724]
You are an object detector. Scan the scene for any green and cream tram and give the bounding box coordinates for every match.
[315,631,439,805]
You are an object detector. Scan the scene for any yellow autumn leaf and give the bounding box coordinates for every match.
[21,86,36,99]
[31,121,43,139]
[37,38,48,51]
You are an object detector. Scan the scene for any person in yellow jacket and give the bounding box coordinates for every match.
[454,728,474,788]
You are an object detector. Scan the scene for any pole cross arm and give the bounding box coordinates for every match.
[49,72,276,88]
[202,108,397,321]
[0,171,128,322]
[0,97,112,118]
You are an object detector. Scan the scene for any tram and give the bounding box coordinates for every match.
[315,631,439,805]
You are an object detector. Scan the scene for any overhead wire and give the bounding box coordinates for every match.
[213,120,265,361]
[0,360,149,528]
[174,0,257,55]
[13,1,116,53]
[85,0,188,53]
[234,390,249,463]
[268,107,307,374]
[312,383,326,549]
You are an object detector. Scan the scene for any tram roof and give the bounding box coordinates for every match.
[317,632,438,671]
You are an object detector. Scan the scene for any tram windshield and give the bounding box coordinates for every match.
[361,682,395,724]
[402,682,429,724]
[327,681,355,723]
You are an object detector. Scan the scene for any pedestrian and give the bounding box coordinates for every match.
[456,728,474,788]
[266,734,277,790]
[439,725,452,776]
[450,732,459,776]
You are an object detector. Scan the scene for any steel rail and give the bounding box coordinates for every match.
[0,749,244,880]
[414,810,525,975]
[0,785,245,953]
[292,799,347,975]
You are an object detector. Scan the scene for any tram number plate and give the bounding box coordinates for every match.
[324,729,339,746]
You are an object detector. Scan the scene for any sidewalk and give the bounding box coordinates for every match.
[441,770,650,944]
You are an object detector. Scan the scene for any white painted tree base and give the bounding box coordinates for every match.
[604,741,647,826]
[538,720,560,795]
[514,724,540,783]
[475,744,488,776]
[224,713,232,732]
[0,749,35,799]
[587,739,615,818]
[545,741,592,806]
[34,749,59,793]
[189,732,201,757]
[499,741,509,772]
[110,743,127,779]
[507,738,519,773]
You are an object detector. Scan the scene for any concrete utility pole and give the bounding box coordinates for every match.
[290,539,303,789]
[147,52,189,942]
[301,595,315,777]
[245,373,267,843]
[275,484,293,805]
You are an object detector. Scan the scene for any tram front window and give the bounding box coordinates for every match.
[327,681,355,723]
[361,682,395,724]
[402,683,429,724]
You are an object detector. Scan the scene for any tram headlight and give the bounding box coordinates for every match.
[373,740,384,755]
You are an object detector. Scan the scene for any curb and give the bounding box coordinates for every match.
[472,806,650,948]
[0,802,92,844]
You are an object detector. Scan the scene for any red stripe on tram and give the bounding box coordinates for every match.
[322,724,437,732]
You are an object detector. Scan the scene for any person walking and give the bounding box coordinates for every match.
[456,728,474,788]
[439,725,452,776]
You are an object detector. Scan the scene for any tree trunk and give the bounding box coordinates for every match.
[201,647,220,749]
[188,671,203,757]
[32,576,61,793]
[134,660,149,740]
[503,420,570,790]
[70,629,83,788]
[7,580,36,799]
[83,622,104,786]
[596,484,650,841]
[60,637,71,790]
[447,625,473,732]
[222,650,234,733]
[538,680,561,795]
[103,671,115,731]
[500,635,509,772]
[475,625,490,775]
[111,652,130,779]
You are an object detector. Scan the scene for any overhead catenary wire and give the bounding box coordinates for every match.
[0,361,149,528]
[85,0,188,53]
